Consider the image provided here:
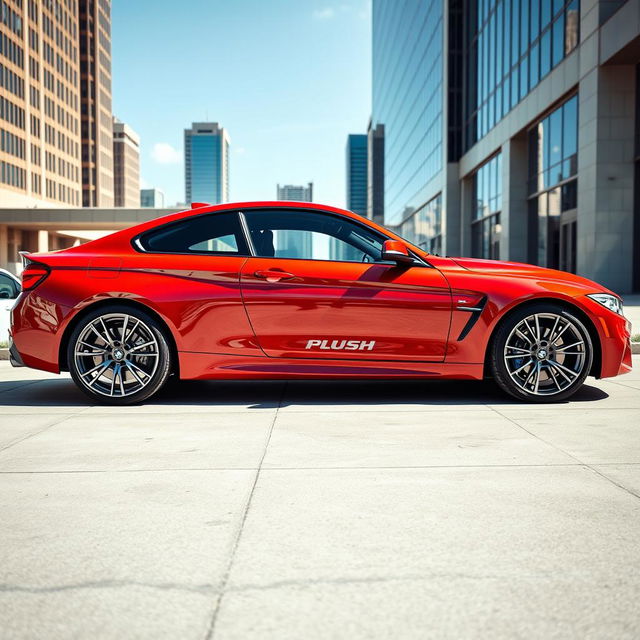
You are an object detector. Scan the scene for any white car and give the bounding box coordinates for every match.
[0,268,21,345]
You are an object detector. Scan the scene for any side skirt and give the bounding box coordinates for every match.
[178,352,484,381]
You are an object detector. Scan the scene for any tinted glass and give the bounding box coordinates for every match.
[244,210,386,263]
[139,212,249,255]
[0,273,18,298]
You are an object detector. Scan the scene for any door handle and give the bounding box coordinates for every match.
[253,269,296,283]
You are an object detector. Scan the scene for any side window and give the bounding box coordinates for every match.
[244,209,386,262]
[138,212,249,255]
[0,273,19,299]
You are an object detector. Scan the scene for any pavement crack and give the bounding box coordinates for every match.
[0,413,75,453]
[489,406,640,502]
[203,381,287,640]
[0,580,219,595]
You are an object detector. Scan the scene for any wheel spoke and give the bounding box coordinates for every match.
[125,358,149,379]
[513,359,534,376]
[549,359,579,381]
[85,361,113,387]
[121,315,129,342]
[125,362,145,386]
[124,319,140,344]
[546,364,562,392]
[555,340,584,353]
[551,321,570,345]
[506,346,531,354]
[129,341,155,352]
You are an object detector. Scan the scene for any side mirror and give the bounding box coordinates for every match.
[381,240,415,265]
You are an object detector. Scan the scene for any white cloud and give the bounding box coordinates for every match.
[235,146,246,155]
[151,143,181,165]
[312,7,335,20]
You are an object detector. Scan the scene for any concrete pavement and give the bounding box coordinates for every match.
[0,359,639,639]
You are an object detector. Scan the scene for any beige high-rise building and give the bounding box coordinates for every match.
[0,0,83,207]
[113,118,139,208]
[79,0,113,207]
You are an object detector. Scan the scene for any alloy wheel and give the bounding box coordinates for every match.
[73,313,160,398]
[503,312,587,396]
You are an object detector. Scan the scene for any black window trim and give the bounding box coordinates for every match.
[131,210,251,257]
[238,206,431,267]
[132,206,431,267]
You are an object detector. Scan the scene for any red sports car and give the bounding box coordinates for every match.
[9,201,632,404]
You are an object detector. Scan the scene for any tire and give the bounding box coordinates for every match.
[490,303,593,403]
[67,304,172,405]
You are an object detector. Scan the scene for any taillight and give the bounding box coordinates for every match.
[21,263,50,291]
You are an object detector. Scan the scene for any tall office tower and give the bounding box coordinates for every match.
[346,134,367,216]
[112,118,139,207]
[184,122,230,204]
[0,0,82,207]
[79,0,114,207]
[140,188,165,208]
[366,122,384,225]
[372,0,640,293]
[274,183,313,258]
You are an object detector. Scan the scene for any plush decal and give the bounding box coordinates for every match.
[305,339,376,351]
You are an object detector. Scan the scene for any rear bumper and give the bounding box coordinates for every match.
[8,337,24,367]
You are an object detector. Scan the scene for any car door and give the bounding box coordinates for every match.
[129,210,262,356]
[239,208,452,362]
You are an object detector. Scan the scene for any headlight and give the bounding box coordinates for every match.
[587,293,624,315]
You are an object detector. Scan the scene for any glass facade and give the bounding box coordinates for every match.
[346,134,367,216]
[398,194,443,255]
[184,124,229,205]
[372,0,443,226]
[528,94,578,271]
[472,153,502,259]
[465,0,580,149]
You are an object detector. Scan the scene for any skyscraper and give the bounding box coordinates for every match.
[113,118,140,208]
[371,0,640,292]
[79,0,114,207]
[274,183,313,258]
[184,122,230,204]
[0,0,83,207]
[366,122,384,225]
[277,183,313,202]
[346,134,367,216]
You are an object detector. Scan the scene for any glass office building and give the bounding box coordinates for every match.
[346,134,368,216]
[184,123,230,205]
[371,0,640,292]
[371,0,444,227]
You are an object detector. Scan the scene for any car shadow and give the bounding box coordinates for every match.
[0,376,610,408]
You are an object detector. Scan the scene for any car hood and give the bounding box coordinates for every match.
[448,256,617,296]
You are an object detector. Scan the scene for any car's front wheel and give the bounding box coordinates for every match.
[490,303,593,402]
[67,305,172,405]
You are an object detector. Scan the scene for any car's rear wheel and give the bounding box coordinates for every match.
[490,303,593,402]
[67,305,172,405]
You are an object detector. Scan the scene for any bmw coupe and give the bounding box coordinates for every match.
[9,201,632,404]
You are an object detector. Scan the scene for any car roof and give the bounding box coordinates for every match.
[0,268,20,283]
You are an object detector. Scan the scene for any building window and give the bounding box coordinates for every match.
[527,94,578,271]
[472,153,502,259]
[464,0,579,150]
[397,194,443,255]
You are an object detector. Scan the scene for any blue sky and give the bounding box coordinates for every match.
[112,0,371,207]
